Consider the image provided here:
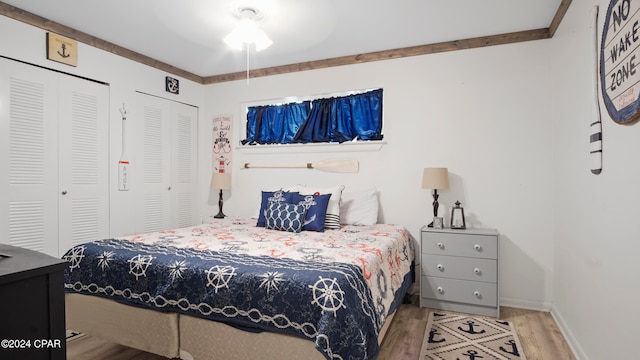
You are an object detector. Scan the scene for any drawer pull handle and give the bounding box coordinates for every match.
[474,268,481,275]
[437,264,444,271]
[437,286,444,294]
[437,242,444,249]
[474,244,482,251]
[474,291,481,298]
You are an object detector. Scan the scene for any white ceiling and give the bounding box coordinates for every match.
[2,0,562,77]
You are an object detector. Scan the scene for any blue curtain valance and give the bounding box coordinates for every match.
[243,88,383,145]
[242,101,311,144]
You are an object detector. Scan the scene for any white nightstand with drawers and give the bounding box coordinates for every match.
[420,226,499,317]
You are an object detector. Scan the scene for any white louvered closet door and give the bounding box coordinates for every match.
[0,59,59,256]
[0,58,109,257]
[57,76,110,256]
[170,104,198,229]
[136,93,198,233]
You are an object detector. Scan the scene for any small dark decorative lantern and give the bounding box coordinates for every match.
[450,201,466,229]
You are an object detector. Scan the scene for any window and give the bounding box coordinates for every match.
[241,88,383,146]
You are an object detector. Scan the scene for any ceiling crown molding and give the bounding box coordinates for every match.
[0,1,572,84]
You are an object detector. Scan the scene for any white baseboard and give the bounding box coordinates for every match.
[499,296,551,312]
[549,304,588,360]
[500,299,585,360]
[429,296,587,359]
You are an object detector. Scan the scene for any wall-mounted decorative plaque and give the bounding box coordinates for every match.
[600,0,640,124]
[46,32,78,66]
[166,76,179,94]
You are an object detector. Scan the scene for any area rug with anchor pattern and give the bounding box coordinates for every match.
[419,311,527,360]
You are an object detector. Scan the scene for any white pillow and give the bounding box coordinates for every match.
[339,187,378,226]
[299,185,344,230]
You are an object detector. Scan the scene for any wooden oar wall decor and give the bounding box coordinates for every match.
[591,5,602,175]
[243,159,359,173]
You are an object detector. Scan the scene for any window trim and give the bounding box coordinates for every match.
[235,139,386,153]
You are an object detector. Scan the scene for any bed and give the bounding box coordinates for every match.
[63,216,414,360]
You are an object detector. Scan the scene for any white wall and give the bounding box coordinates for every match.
[201,40,556,310]
[551,1,640,359]
[7,8,620,358]
[0,15,205,237]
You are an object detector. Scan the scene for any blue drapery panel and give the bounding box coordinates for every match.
[242,101,311,144]
[293,88,383,143]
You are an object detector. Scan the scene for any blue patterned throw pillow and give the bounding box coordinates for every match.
[256,190,299,227]
[265,202,306,233]
[291,193,331,232]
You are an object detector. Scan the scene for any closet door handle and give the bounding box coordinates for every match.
[61,191,68,195]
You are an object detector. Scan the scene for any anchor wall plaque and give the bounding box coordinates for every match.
[165,76,179,94]
[46,32,78,67]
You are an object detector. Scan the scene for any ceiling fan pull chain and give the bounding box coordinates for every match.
[246,43,250,85]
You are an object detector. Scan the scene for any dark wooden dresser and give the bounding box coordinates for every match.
[0,244,67,360]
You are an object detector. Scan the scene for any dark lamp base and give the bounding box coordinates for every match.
[214,189,226,219]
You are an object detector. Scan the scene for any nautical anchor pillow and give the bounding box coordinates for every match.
[256,190,299,227]
[291,193,332,232]
[264,202,306,233]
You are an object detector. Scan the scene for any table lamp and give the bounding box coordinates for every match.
[210,172,232,218]
[421,167,450,227]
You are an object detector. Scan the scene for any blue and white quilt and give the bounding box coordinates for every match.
[63,218,414,360]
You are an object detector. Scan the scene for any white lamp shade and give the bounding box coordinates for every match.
[210,172,232,190]
[421,168,450,190]
[224,16,272,51]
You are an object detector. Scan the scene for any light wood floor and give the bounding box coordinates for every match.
[376,302,576,360]
[67,302,576,360]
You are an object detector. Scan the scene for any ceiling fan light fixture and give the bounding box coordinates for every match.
[224,7,272,52]
[252,28,273,52]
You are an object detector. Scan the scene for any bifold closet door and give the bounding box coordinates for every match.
[0,58,109,257]
[170,104,198,229]
[0,59,60,256]
[57,76,110,256]
[136,93,198,233]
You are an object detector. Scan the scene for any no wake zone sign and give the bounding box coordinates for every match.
[601,0,640,124]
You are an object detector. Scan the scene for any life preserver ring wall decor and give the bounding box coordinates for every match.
[600,0,640,124]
